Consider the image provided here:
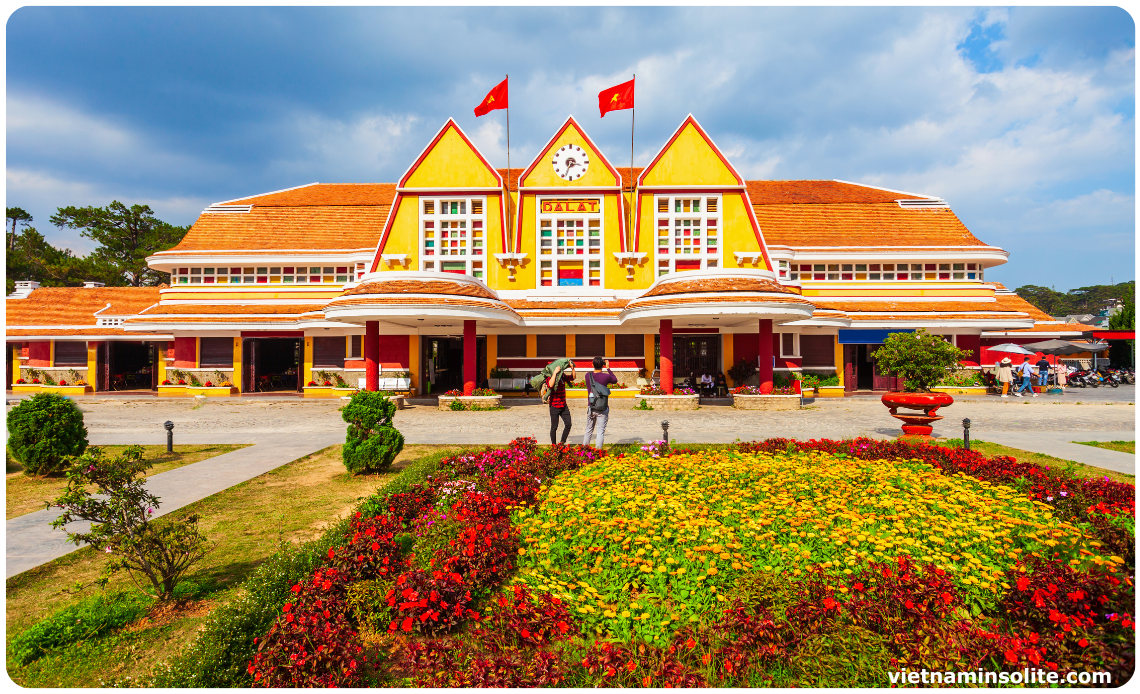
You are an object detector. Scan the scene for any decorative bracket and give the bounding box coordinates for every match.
[613,252,648,278]
[733,251,763,266]
[381,254,409,268]
[493,253,528,280]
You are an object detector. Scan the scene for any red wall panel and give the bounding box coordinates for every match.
[377,335,409,368]
[174,336,197,368]
[26,341,51,366]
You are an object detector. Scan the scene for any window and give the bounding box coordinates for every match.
[421,196,486,279]
[793,261,984,282]
[536,334,566,357]
[780,333,799,358]
[497,334,526,358]
[654,195,721,277]
[312,336,346,368]
[53,341,88,367]
[614,333,645,357]
[800,335,834,367]
[537,197,603,286]
[199,337,234,368]
[575,334,605,358]
[349,335,362,359]
[171,266,348,285]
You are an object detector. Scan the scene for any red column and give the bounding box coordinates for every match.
[660,319,674,394]
[758,319,774,392]
[365,321,379,391]
[463,320,477,395]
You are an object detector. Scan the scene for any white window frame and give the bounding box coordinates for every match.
[171,265,349,285]
[788,261,982,282]
[779,332,800,358]
[419,196,488,280]
[653,194,722,277]
[535,195,604,288]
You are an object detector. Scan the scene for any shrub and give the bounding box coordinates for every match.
[342,390,405,474]
[49,445,209,600]
[727,357,755,385]
[8,590,152,667]
[6,392,88,475]
[871,329,969,392]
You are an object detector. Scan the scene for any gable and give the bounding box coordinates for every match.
[401,120,502,189]
[639,117,742,188]
[519,118,620,189]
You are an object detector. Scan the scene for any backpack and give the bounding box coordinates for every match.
[587,373,610,413]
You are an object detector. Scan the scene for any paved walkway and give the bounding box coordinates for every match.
[5,431,342,578]
[980,430,1135,476]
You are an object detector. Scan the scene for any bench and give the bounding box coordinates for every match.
[356,377,413,395]
[488,377,531,392]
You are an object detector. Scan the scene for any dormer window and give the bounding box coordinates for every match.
[655,195,721,277]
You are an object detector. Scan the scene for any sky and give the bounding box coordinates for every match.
[5,6,1135,292]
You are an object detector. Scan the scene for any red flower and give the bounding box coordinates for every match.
[823,597,838,610]
[1078,638,1089,647]
[1005,650,1017,664]
[627,660,637,672]
[685,637,696,649]
[282,603,292,612]
[853,582,864,591]
[1017,576,1030,591]
[292,584,301,593]
[702,653,711,665]
[401,617,413,632]
[905,600,914,609]
[322,580,332,591]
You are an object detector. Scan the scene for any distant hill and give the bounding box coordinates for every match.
[1014,281,1136,318]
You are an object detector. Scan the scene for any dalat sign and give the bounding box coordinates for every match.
[540,199,600,213]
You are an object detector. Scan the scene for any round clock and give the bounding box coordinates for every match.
[551,144,590,181]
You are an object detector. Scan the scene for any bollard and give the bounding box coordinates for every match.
[164,420,174,453]
[661,420,670,446]
[962,418,971,451]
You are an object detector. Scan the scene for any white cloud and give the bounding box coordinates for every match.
[269,109,421,181]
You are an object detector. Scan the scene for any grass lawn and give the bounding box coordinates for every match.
[937,439,1134,484]
[1073,440,1136,455]
[5,443,464,688]
[6,444,248,519]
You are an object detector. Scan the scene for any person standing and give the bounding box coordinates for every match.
[1036,355,1052,391]
[583,356,618,448]
[1054,360,1068,393]
[996,357,1013,397]
[547,362,575,445]
[1014,355,1037,397]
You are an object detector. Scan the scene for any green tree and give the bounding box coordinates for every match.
[50,202,188,286]
[872,329,968,393]
[7,206,33,251]
[49,445,209,600]
[341,391,405,474]
[1109,290,1134,331]
[5,226,105,294]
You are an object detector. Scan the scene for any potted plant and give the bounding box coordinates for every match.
[872,329,968,439]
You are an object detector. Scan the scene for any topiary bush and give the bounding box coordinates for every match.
[6,392,88,476]
[342,391,405,474]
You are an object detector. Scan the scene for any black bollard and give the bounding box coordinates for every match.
[661,420,670,446]
[164,420,174,453]
[962,418,971,451]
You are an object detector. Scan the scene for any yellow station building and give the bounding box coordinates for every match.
[7,115,1073,396]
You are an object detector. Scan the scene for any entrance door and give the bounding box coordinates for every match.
[96,342,108,391]
[673,335,721,382]
[243,339,257,393]
[843,345,857,392]
[857,345,875,391]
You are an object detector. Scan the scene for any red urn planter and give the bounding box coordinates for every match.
[881,391,954,440]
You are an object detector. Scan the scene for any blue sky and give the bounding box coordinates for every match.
[6,6,1134,291]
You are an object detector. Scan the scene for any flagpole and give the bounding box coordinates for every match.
[505,75,514,253]
[628,74,635,252]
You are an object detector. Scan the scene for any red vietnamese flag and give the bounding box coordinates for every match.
[599,78,635,117]
[474,77,508,117]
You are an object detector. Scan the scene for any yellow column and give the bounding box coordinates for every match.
[195,337,201,369]
[604,334,616,357]
[565,334,576,358]
[833,335,844,387]
[526,334,537,358]
[487,334,498,374]
[13,345,22,382]
[87,342,98,386]
[231,337,242,391]
[723,333,735,386]
[49,340,55,367]
[408,335,420,393]
[303,336,314,386]
[644,334,655,373]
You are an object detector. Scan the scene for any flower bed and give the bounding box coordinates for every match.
[199,437,1131,688]
[731,393,801,410]
[438,389,503,411]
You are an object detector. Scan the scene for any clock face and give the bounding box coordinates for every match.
[551,144,590,181]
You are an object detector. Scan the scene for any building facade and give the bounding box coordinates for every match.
[7,115,1069,395]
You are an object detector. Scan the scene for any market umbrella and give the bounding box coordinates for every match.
[984,343,1037,356]
[1021,339,1105,355]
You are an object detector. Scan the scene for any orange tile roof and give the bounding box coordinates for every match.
[642,277,799,298]
[127,316,306,324]
[746,180,929,205]
[813,299,1023,314]
[846,313,1030,322]
[996,293,1053,321]
[326,296,517,314]
[754,203,989,248]
[991,323,1088,334]
[343,279,497,300]
[7,287,160,327]
[627,295,814,309]
[505,300,629,310]
[163,205,389,253]
[225,183,397,207]
[496,168,523,192]
[137,303,324,316]
[6,328,154,336]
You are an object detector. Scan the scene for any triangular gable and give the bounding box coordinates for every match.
[399,119,504,189]
[518,116,621,189]
[637,115,743,188]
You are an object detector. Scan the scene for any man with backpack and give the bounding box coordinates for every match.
[545,361,575,446]
[584,356,618,448]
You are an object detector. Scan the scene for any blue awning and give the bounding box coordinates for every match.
[837,329,915,345]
